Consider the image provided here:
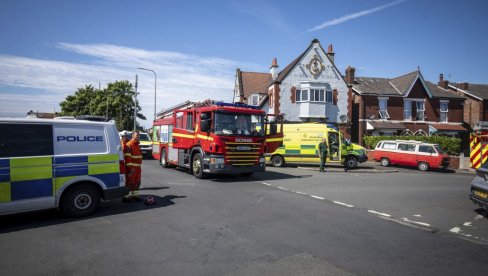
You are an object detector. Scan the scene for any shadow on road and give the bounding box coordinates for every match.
[0,194,186,234]
[475,208,488,219]
[209,171,313,182]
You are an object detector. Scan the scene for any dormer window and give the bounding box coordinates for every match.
[248,94,260,106]
[378,97,389,119]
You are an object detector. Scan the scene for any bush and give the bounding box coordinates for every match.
[363,135,461,155]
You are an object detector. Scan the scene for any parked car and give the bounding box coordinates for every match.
[373,140,450,171]
[470,162,488,210]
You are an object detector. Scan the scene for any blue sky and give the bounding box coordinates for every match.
[1,0,487,127]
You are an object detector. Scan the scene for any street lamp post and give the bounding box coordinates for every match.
[137,67,157,122]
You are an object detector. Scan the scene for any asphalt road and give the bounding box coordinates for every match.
[0,160,487,275]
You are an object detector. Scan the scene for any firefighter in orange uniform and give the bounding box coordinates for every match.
[120,132,133,202]
[125,131,143,201]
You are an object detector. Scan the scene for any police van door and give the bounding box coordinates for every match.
[0,123,55,215]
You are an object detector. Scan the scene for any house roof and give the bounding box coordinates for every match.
[430,123,467,132]
[239,71,272,99]
[353,70,464,100]
[425,81,465,99]
[369,121,406,130]
[450,82,488,100]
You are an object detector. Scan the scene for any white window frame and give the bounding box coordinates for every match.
[440,100,449,123]
[248,94,259,106]
[310,89,325,102]
[404,100,412,121]
[301,89,309,102]
[378,97,390,119]
[416,100,425,121]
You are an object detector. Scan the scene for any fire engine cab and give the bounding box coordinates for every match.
[152,101,283,178]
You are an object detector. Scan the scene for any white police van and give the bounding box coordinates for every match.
[0,118,128,217]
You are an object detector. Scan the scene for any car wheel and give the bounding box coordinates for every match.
[380,158,390,167]
[271,155,284,167]
[160,150,169,168]
[345,156,358,169]
[192,153,206,179]
[61,184,100,217]
[418,161,430,171]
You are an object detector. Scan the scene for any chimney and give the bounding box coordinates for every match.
[327,44,335,64]
[345,66,356,85]
[459,82,469,90]
[270,58,279,80]
[438,73,448,89]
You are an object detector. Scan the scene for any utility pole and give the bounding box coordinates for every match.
[134,74,138,131]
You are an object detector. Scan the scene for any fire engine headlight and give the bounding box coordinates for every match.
[210,157,224,164]
[259,157,265,163]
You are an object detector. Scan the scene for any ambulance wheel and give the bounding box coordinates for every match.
[380,158,390,167]
[192,153,206,179]
[160,150,169,168]
[271,155,284,167]
[61,184,100,217]
[418,162,430,171]
[345,156,358,169]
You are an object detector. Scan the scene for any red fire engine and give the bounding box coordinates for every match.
[152,100,283,178]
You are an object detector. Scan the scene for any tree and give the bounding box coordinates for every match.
[59,80,146,130]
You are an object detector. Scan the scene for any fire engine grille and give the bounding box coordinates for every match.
[225,142,261,166]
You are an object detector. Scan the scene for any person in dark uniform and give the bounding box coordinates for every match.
[318,138,328,172]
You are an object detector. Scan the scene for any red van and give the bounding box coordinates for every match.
[373,140,450,171]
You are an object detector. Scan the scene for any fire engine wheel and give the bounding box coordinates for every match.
[61,184,100,217]
[418,161,430,171]
[160,150,169,168]
[271,155,284,167]
[345,156,358,169]
[192,153,206,179]
[380,157,391,167]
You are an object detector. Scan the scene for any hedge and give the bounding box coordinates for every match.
[363,135,461,155]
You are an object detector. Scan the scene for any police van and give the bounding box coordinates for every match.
[0,118,128,217]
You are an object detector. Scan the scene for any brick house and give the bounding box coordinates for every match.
[347,68,466,145]
[443,76,488,129]
[233,39,351,136]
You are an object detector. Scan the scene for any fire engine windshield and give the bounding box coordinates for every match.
[214,112,264,136]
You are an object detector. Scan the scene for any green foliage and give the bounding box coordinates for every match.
[363,135,461,155]
[59,80,146,130]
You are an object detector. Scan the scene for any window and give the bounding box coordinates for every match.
[310,89,325,102]
[398,143,416,152]
[379,98,389,119]
[248,94,259,106]
[404,100,412,120]
[302,89,309,101]
[186,112,194,131]
[440,101,448,122]
[296,89,301,102]
[416,101,425,121]
[0,123,53,158]
[419,145,435,153]
[382,142,397,150]
[326,90,333,103]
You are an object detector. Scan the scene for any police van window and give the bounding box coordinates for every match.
[0,123,53,158]
[54,124,107,155]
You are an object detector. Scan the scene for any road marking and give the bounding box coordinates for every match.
[277,186,288,190]
[310,195,324,200]
[475,215,484,220]
[463,222,472,227]
[449,227,461,233]
[413,214,422,217]
[333,201,354,208]
[295,191,306,195]
[262,182,271,186]
[401,218,431,227]
[368,210,391,217]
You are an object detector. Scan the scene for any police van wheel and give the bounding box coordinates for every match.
[192,153,206,179]
[61,184,101,217]
[418,162,430,171]
[160,150,169,168]
[345,156,358,169]
[271,155,284,167]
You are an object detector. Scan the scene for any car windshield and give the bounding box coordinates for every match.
[214,112,264,137]
[434,145,445,154]
[139,133,151,142]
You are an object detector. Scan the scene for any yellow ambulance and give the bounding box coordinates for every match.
[266,123,368,169]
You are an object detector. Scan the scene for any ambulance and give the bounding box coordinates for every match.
[266,123,367,169]
[0,118,128,217]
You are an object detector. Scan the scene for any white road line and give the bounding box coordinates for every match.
[368,210,391,217]
[295,191,306,195]
[261,182,271,186]
[449,227,461,233]
[333,201,354,208]
[463,222,472,227]
[310,195,324,200]
[401,218,431,227]
[277,186,287,190]
[413,214,422,217]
